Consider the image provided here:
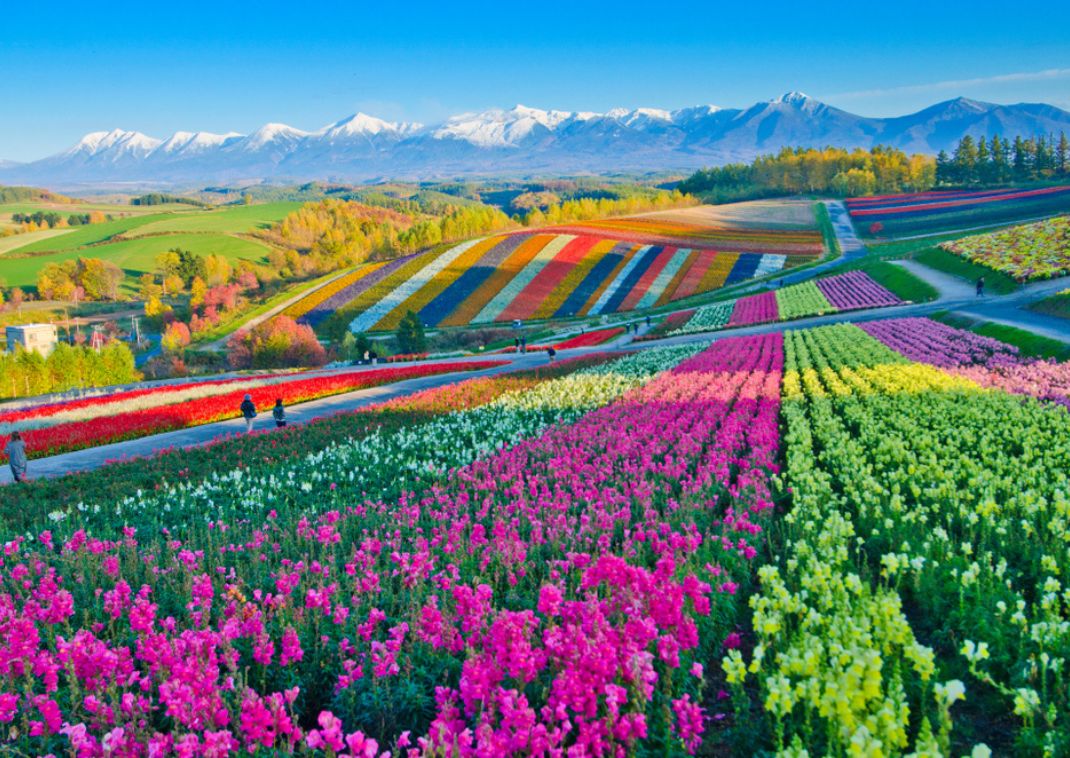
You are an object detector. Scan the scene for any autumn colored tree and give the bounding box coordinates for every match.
[161,321,192,353]
[225,316,326,369]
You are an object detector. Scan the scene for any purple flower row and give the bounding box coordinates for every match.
[816,271,901,310]
[858,318,1020,368]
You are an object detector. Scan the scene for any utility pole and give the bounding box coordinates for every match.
[131,315,141,346]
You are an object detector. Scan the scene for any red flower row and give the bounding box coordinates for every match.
[1,361,505,461]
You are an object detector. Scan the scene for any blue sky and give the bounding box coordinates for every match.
[3,0,1068,161]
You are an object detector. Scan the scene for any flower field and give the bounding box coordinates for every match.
[730,321,1070,755]
[669,270,901,335]
[285,221,825,334]
[939,215,1070,281]
[0,361,503,461]
[3,313,1069,755]
[847,185,1070,238]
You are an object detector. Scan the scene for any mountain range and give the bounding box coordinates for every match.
[3,93,1070,188]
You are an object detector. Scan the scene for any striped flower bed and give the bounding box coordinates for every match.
[670,271,901,335]
[846,185,1070,238]
[310,224,823,333]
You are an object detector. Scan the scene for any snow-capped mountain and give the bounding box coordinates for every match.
[4,94,1070,187]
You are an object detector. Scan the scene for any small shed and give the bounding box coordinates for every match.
[6,323,59,356]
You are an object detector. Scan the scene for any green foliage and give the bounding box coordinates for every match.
[396,310,426,354]
[130,193,207,207]
[520,190,693,226]
[913,248,1019,294]
[857,260,939,302]
[680,146,936,201]
[0,340,140,399]
[970,322,1070,361]
[937,132,1069,185]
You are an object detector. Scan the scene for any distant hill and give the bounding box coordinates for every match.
[4,94,1070,187]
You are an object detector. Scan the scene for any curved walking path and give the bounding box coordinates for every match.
[4,213,1068,486]
[0,353,553,485]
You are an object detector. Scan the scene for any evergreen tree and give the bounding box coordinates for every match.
[935,150,952,184]
[976,137,992,184]
[1057,132,1069,176]
[396,311,426,355]
[952,135,979,184]
[1012,137,1029,181]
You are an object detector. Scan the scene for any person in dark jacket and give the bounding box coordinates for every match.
[976,277,985,297]
[5,431,28,483]
[272,398,287,428]
[240,394,257,434]
[521,336,527,354]
[547,346,556,363]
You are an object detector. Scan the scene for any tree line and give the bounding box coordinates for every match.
[519,190,695,226]
[936,133,1070,185]
[130,193,208,207]
[679,146,937,201]
[0,341,139,400]
[259,200,513,276]
[12,210,111,229]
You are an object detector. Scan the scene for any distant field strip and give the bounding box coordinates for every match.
[307,218,824,332]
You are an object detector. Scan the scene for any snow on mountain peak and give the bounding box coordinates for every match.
[68,129,162,156]
[773,91,812,105]
[433,106,572,147]
[158,131,244,153]
[320,113,424,139]
[243,123,310,149]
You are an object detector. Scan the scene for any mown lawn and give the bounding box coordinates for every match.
[0,232,271,290]
[913,247,1019,294]
[125,202,302,236]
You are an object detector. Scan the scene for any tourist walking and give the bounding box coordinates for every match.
[272,398,287,428]
[5,431,28,483]
[240,394,257,434]
[547,346,556,363]
[976,277,985,297]
[521,336,527,354]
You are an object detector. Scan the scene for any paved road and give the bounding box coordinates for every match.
[0,353,560,484]
[777,200,867,286]
[3,214,1067,485]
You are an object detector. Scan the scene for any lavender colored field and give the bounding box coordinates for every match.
[861,316,1070,409]
[858,318,1019,368]
[816,270,900,310]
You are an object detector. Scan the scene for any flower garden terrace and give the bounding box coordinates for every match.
[1,316,1069,755]
[283,216,825,337]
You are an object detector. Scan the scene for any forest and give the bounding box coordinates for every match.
[936,133,1069,185]
[678,146,937,201]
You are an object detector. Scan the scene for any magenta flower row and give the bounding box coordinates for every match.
[0,334,784,757]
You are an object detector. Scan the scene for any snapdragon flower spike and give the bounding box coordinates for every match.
[0,336,783,756]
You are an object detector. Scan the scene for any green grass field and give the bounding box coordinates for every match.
[0,228,75,255]
[913,247,1019,294]
[972,322,1070,360]
[1029,291,1070,321]
[124,202,302,236]
[10,213,172,253]
[0,233,271,290]
[858,260,939,303]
